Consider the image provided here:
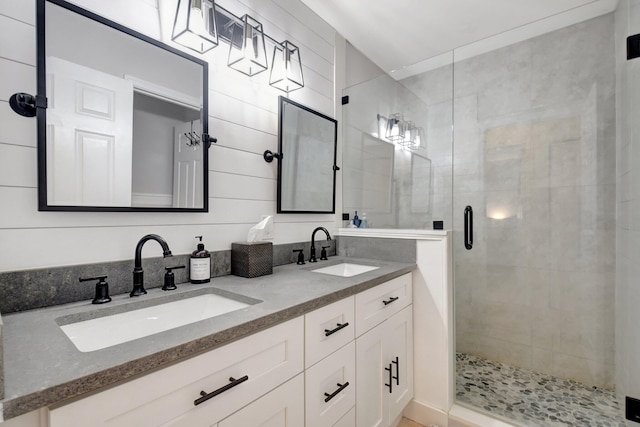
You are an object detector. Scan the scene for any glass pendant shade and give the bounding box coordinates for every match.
[172,0,218,54]
[228,15,268,76]
[385,113,407,143]
[270,41,304,92]
[401,120,415,146]
[410,126,426,149]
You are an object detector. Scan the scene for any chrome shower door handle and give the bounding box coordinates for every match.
[464,205,473,250]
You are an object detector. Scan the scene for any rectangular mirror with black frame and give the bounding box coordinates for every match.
[36,0,210,212]
[277,97,338,214]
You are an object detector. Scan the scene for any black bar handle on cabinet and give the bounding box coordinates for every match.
[464,205,473,250]
[324,382,350,403]
[324,322,349,337]
[392,357,399,385]
[383,296,399,306]
[385,364,393,393]
[194,375,249,406]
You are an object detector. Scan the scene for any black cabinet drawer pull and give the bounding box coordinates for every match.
[392,356,399,385]
[194,375,249,406]
[382,296,399,306]
[324,322,349,337]
[324,381,350,403]
[384,364,393,393]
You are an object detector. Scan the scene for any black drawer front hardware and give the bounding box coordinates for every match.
[383,296,399,306]
[324,322,349,337]
[385,364,393,393]
[392,356,400,385]
[324,382,350,403]
[194,375,249,406]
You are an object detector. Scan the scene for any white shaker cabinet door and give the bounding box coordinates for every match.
[355,305,413,427]
[355,320,386,427]
[386,306,414,424]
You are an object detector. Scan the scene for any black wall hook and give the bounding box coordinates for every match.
[263,150,282,163]
[9,92,41,117]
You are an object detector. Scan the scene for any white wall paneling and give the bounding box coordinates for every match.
[0,59,35,102]
[0,224,254,271]
[0,15,35,66]
[210,118,277,154]
[210,92,278,133]
[0,145,36,188]
[0,0,36,25]
[64,0,161,39]
[0,188,275,230]
[0,103,36,147]
[0,0,337,272]
[210,146,276,180]
[209,172,276,201]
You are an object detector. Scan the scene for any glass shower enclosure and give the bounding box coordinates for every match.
[342,9,622,426]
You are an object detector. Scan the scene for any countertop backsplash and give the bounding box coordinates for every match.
[0,240,337,314]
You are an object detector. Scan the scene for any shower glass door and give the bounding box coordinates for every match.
[451,14,619,426]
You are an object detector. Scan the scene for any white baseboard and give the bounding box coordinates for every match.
[403,401,518,427]
[403,399,448,426]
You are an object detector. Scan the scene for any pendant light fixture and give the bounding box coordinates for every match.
[385,113,407,143]
[172,0,219,54]
[269,41,304,93]
[406,122,426,149]
[172,0,305,92]
[228,14,268,76]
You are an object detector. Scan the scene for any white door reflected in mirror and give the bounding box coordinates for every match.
[46,57,134,206]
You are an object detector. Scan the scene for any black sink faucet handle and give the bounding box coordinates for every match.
[79,275,112,304]
[293,249,305,265]
[163,265,186,291]
[320,246,330,261]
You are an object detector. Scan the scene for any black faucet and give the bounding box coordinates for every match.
[131,234,173,297]
[309,227,331,263]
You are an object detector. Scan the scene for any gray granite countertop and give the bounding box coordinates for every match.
[0,257,414,420]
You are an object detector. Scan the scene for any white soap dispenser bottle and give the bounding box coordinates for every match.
[190,236,211,284]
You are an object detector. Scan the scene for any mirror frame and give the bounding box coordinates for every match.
[276,97,338,214]
[36,0,210,212]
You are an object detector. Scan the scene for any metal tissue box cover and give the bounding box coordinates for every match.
[231,242,273,278]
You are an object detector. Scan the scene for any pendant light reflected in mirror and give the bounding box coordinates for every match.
[228,14,268,76]
[376,113,426,150]
[385,113,407,143]
[172,0,219,54]
[406,122,426,149]
[270,40,304,93]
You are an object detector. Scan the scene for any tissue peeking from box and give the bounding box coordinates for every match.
[247,216,273,242]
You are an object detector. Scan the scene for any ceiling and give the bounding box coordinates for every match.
[299,0,618,79]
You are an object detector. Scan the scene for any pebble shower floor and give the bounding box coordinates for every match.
[456,353,626,426]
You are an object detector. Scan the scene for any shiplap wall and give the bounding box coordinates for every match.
[0,0,338,272]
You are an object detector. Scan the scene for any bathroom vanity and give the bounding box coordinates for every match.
[0,258,415,427]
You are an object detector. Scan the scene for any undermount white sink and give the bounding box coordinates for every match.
[59,293,252,352]
[312,262,379,277]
